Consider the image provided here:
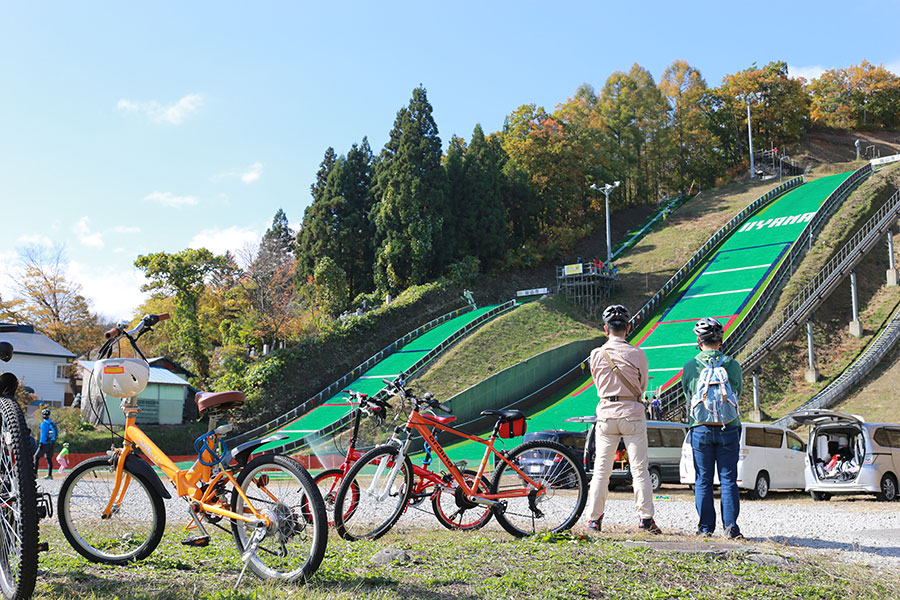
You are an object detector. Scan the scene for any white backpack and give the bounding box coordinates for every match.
[690,356,740,426]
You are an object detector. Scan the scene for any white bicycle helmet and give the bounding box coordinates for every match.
[96,358,150,398]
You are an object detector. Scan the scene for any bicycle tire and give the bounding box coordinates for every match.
[489,440,587,538]
[431,469,492,531]
[0,396,38,600]
[231,454,327,582]
[313,468,359,527]
[333,446,412,541]
[58,455,165,565]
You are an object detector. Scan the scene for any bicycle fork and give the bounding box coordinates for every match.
[367,437,410,501]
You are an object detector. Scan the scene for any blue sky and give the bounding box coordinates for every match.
[1,1,898,319]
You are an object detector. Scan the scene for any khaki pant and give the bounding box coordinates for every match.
[587,413,654,520]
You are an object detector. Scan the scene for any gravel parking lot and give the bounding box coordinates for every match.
[37,476,900,571]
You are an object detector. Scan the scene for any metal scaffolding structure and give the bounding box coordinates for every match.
[556,264,619,316]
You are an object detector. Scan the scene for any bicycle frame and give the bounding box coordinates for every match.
[394,407,547,503]
[104,398,270,528]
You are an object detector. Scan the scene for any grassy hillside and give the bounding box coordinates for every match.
[409,294,600,400]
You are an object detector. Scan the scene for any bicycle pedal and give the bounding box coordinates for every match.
[180,535,210,547]
[36,542,49,553]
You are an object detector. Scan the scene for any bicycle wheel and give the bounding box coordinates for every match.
[431,469,492,531]
[490,440,587,538]
[313,468,359,526]
[0,396,38,600]
[58,455,165,564]
[333,446,412,541]
[231,454,327,582]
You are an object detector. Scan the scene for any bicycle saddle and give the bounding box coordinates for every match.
[196,391,245,414]
[480,409,524,422]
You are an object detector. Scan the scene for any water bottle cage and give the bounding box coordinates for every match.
[194,431,227,466]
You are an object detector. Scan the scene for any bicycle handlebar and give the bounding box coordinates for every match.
[382,378,451,414]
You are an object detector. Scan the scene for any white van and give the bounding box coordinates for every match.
[679,423,806,499]
[790,409,899,502]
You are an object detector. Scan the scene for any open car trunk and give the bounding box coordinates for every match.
[791,410,866,484]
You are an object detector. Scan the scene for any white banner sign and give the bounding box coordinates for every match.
[516,287,551,297]
[871,154,900,167]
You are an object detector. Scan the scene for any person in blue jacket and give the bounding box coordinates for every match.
[33,408,58,479]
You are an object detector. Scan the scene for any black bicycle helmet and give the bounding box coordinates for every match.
[41,408,51,418]
[694,317,724,344]
[0,341,12,362]
[602,304,630,328]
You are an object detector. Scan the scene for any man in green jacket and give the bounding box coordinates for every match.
[682,317,743,538]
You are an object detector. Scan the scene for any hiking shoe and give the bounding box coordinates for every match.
[639,518,662,534]
[724,526,743,539]
[696,527,712,538]
[587,516,603,532]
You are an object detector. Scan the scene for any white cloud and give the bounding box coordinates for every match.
[240,162,263,184]
[787,64,826,82]
[213,162,264,184]
[189,226,260,257]
[15,233,54,247]
[68,261,147,321]
[117,93,204,125]
[73,217,104,248]
[144,191,199,208]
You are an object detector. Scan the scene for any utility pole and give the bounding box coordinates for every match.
[736,93,761,179]
[591,181,621,264]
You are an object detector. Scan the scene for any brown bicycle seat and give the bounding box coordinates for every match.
[196,391,245,414]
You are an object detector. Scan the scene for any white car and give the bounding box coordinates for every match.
[790,409,900,502]
[679,423,806,499]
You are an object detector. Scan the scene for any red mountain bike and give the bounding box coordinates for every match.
[314,389,492,535]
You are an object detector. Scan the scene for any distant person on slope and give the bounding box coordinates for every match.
[682,318,743,538]
[585,304,661,534]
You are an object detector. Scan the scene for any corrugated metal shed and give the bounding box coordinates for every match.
[0,323,75,358]
[79,360,190,386]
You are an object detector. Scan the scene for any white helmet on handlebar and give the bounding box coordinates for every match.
[96,358,150,398]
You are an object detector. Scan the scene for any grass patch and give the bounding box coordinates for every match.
[35,527,900,599]
[409,295,600,401]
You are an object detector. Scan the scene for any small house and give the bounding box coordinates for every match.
[0,323,75,411]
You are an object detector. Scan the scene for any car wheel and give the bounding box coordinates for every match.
[749,472,770,500]
[810,491,831,502]
[648,467,661,492]
[878,474,898,502]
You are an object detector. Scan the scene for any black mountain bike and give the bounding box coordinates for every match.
[0,324,52,600]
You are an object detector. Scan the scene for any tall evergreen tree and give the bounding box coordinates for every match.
[310,147,337,204]
[258,208,295,267]
[463,124,507,264]
[295,139,376,302]
[372,86,447,292]
[443,135,467,261]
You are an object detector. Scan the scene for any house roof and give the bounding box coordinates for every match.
[148,356,197,379]
[0,323,75,359]
[79,360,191,386]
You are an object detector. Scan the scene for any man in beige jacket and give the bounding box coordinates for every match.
[586,304,661,534]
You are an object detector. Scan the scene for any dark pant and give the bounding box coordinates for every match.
[34,442,55,476]
[690,425,740,535]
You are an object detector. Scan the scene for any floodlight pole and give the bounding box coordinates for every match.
[737,93,759,179]
[592,181,621,264]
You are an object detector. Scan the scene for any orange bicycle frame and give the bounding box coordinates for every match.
[404,408,545,502]
[102,405,270,528]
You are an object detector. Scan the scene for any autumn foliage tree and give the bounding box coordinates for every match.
[11,245,103,357]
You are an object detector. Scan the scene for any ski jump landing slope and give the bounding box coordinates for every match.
[440,172,855,463]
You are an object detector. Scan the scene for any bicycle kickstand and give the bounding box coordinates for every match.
[235,523,267,589]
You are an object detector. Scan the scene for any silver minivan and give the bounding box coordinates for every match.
[679,423,807,499]
[790,409,899,502]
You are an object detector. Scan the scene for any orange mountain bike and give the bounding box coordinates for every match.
[332,379,587,539]
[56,314,327,584]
